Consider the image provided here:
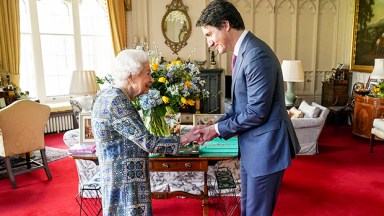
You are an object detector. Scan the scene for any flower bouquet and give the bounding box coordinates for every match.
[372,80,384,98]
[133,49,210,136]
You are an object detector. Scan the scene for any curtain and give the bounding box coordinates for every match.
[0,0,20,87]
[106,0,128,56]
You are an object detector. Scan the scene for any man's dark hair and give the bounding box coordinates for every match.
[196,0,245,30]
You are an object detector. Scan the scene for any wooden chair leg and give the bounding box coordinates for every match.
[4,157,17,189]
[40,149,52,180]
[370,134,375,153]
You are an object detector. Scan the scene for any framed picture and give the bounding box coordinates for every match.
[79,113,94,143]
[351,0,384,72]
[368,79,379,91]
[193,114,223,126]
[336,63,344,70]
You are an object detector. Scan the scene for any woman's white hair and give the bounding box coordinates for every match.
[111,49,149,86]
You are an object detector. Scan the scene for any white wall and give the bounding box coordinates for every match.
[128,0,368,107]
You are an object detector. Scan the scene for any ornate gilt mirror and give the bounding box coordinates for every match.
[161,0,191,55]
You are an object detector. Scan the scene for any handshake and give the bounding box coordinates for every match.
[180,124,218,146]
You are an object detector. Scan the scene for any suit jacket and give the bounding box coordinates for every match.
[217,32,301,177]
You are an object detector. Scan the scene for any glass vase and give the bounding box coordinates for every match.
[145,111,170,137]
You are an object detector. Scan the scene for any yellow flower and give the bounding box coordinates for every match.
[184,81,191,88]
[162,96,170,104]
[152,63,159,71]
[187,99,195,106]
[374,85,380,93]
[181,97,187,104]
[158,77,167,83]
[172,60,182,65]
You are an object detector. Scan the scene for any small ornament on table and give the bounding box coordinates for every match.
[6,73,14,91]
[209,48,218,68]
[194,60,206,70]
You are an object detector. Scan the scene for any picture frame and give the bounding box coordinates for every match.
[193,114,223,126]
[79,112,94,143]
[336,63,344,70]
[351,0,384,72]
[368,79,379,91]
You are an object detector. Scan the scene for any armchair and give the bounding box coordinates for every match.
[291,102,329,155]
[0,100,52,188]
[328,94,354,130]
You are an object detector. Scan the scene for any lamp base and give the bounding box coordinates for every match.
[285,81,296,107]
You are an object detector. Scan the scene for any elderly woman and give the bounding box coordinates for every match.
[91,49,200,216]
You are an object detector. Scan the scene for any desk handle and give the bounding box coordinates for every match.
[185,163,192,168]
[162,163,169,168]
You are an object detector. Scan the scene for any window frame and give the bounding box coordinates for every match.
[19,0,113,103]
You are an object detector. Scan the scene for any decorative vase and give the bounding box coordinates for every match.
[145,111,170,137]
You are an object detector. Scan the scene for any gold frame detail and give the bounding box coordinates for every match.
[351,0,384,72]
[161,0,192,55]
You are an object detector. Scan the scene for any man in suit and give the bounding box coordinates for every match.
[195,1,301,215]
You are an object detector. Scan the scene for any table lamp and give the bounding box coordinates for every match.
[69,70,100,112]
[370,59,384,79]
[281,60,304,106]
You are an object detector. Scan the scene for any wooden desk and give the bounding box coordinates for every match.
[353,95,384,138]
[70,153,237,216]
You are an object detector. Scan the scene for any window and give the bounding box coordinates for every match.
[19,0,114,102]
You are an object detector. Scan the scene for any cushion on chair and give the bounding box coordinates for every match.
[373,119,384,131]
[371,127,384,139]
[371,119,384,140]
[298,101,321,118]
[288,107,304,118]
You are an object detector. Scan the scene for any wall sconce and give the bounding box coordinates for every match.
[370,59,384,79]
[281,60,304,106]
[69,70,100,112]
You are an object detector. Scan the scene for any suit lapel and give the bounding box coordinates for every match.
[231,32,253,104]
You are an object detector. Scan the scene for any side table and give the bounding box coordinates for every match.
[352,95,384,138]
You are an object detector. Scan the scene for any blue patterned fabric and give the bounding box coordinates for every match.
[92,86,180,216]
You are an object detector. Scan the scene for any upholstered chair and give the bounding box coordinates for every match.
[291,102,330,155]
[0,100,52,188]
[370,119,384,152]
[69,99,82,129]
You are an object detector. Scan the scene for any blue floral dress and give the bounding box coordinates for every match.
[92,87,180,216]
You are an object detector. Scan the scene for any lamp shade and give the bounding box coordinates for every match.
[69,70,100,95]
[370,59,384,79]
[281,60,304,82]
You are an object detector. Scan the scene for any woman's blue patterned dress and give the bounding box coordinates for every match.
[92,87,180,216]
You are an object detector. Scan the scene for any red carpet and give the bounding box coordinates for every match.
[0,124,384,215]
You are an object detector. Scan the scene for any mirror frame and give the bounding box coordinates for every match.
[161,0,191,55]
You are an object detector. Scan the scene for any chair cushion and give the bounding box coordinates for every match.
[373,119,384,131]
[299,101,321,118]
[371,127,384,139]
[288,107,304,118]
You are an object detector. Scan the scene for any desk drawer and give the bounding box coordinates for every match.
[149,160,207,172]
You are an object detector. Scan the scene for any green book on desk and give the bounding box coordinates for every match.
[199,138,238,153]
